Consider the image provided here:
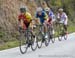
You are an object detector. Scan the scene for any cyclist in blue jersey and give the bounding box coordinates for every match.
[35,7,48,38]
[36,7,48,24]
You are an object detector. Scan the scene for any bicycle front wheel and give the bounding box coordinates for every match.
[37,32,43,48]
[31,34,37,51]
[19,32,28,54]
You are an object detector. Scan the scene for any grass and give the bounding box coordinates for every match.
[0,31,5,38]
[0,40,19,50]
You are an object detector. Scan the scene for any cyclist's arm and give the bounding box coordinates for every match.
[18,15,24,28]
[63,13,68,21]
[20,19,24,27]
[35,13,41,24]
[34,18,41,25]
[18,19,24,29]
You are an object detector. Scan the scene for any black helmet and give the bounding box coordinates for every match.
[20,7,26,13]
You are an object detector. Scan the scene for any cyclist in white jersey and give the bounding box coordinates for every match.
[57,8,68,34]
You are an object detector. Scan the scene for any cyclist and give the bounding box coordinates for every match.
[35,7,48,38]
[44,7,56,35]
[44,7,56,23]
[41,1,55,34]
[18,6,32,30]
[57,8,68,34]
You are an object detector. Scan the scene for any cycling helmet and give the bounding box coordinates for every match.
[44,7,50,12]
[58,8,63,12]
[20,6,26,13]
[36,7,43,12]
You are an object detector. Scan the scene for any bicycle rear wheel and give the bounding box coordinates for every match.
[47,24,55,43]
[57,24,63,41]
[63,32,68,40]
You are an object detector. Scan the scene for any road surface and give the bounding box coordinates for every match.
[0,33,75,58]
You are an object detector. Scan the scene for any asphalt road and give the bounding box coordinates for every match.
[0,33,75,58]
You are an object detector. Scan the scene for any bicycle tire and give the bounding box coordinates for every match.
[41,25,50,47]
[58,23,63,41]
[30,32,37,51]
[19,31,28,54]
[63,32,68,40]
[37,31,43,48]
[47,24,55,43]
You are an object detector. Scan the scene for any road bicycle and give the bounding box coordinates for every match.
[47,23,55,43]
[18,27,37,54]
[57,23,68,41]
[36,24,50,48]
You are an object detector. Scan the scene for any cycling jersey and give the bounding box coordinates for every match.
[48,10,56,22]
[18,12,32,28]
[43,8,56,23]
[57,12,68,25]
[24,12,32,22]
[18,12,32,23]
[36,11,48,24]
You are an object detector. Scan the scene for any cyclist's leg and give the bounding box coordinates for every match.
[43,20,49,38]
[50,22,55,35]
[29,21,37,38]
[63,25,68,34]
[40,20,45,33]
[43,21,48,33]
[48,18,55,35]
[47,19,53,39]
[64,20,68,34]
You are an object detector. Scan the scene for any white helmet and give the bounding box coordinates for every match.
[58,8,63,12]
[44,7,50,12]
[36,7,43,12]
